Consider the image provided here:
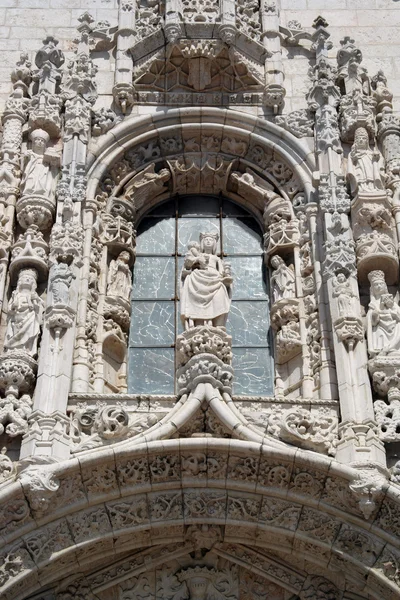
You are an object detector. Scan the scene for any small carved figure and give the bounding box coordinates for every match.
[332,272,356,314]
[107,251,132,302]
[180,232,232,329]
[49,262,73,305]
[20,129,59,197]
[270,255,296,303]
[4,269,44,356]
[367,270,400,356]
[347,127,386,194]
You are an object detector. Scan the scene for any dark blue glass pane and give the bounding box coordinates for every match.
[130,301,175,346]
[128,348,175,394]
[132,257,175,299]
[223,218,263,255]
[137,218,175,254]
[229,256,268,299]
[232,348,274,396]
[228,301,270,346]
[178,218,220,253]
[179,196,220,216]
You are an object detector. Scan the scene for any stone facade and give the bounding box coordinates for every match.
[0,1,400,599]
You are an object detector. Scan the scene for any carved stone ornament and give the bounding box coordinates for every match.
[9,224,49,284]
[70,404,161,452]
[180,232,232,329]
[17,129,60,231]
[275,108,314,138]
[280,408,337,456]
[270,256,296,303]
[347,126,386,196]
[357,231,398,285]
[323,235,356,279]
[49,221,84,266]
[4,268,44,356]
[339,90,376,144]
[366,270,400,358]
[176,326,233,366]
[177,354,234,395]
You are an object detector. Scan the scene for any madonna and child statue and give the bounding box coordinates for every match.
[180,232,233,330]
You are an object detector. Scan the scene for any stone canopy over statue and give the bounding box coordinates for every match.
[180,232,232,329]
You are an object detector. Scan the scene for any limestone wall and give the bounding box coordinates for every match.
[0,0,400,114]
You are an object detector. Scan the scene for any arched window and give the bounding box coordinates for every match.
[128,195,273,396]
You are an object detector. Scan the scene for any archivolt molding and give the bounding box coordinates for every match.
[0,439,400,599]
[86,108,316,209]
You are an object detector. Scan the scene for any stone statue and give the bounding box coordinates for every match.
[332,272,356,314]
[20,129,59,197]
[367,269,400,356]
[49,262,73,305]
[270,255,296,303]
[4,268,44,356]
[107,251,132,302]
[347,127,386,194]
[180,232,232,329]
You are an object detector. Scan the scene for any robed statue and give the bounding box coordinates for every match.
[4,268,44,356]
[180,232,232,330]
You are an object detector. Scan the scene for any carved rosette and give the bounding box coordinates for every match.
[176,327,233,395]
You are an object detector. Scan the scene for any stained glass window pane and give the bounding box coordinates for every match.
[128,348,175,394]
[132,257,175,299]
[232,348,274,396]
[130,301,175,346]
[228,301,270,347]
[178,218,220,253]
[229,257,268,299]
[223,218,263,255]
[136,218,175,254]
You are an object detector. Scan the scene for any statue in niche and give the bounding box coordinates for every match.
[20,129,60,197]
[107,251,132,302]
[49,262,73,305]
[270,255,295,304]
[332,272,356,314]
[367,269,400,356]
[347,127,386,195]
[180,232,232,330]
[4,268,44,356]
